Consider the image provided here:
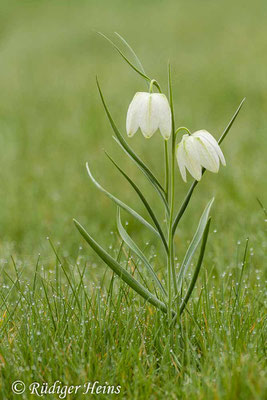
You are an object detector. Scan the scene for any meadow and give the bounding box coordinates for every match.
[0,0,266,399]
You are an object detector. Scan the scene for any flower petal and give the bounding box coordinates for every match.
[182,135,202,181]
[126,92,148,137]
[195,130,226,166]
[138,93,158,138]
[193,135,219,173]
[176,142,187,182]
[156,94,172,140]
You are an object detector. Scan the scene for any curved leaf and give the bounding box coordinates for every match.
[117,208,167,297]
[179,218,211,315]
[86,163,159,238]
[74,219,170,314]
[177,198,214,291]
[114,32,147,77]
[98,32,150,82]
[106,152,168,252]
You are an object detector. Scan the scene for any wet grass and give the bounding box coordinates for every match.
[0,0,266,398]
[0,234,266,399]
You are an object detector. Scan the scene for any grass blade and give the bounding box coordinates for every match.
[117,208,167,297]
[32,254,40,295]
[256,198,267,217]
[179,218,211,315]
[73,219,170,314]
[177,198,214,291]
[172,98,246,236]
[96,78,169,213]
[231,237,249,321]
[41,278,57,332]
[86,162,159,238]
[106,152,168,252]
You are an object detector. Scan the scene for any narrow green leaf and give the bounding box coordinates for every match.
[96,78,169,213]
[106,152,168,252]
[113,137,169,213]
[74,219,170,314]
[114,32,147,76]
[179,218,211,315]
[172,181,197,236]
[116,208,167,297]
[177,198,214,291]
[86,162,159,238]
[218,98,246,145]
[172,98,246,236]
[98,32,151,82]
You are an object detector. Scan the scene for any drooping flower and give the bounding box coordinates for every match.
[176,130,226,182]
[126,92,171,140]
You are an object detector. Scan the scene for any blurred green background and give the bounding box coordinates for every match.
[0,0,266,264]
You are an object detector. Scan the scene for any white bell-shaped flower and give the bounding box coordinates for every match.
[126,92,171,140]
[176,130,226,182]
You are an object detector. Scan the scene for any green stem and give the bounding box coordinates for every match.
[175,126,192,137]
[166,129,179,321]
[166,63,179,322]
[164,140,169,202]
[167,131,178,308]
[149,79,162,93]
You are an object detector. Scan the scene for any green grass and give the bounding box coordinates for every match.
[0,238,266,399]
[0,0,266,399]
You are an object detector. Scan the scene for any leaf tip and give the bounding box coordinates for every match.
[85,162,91,175]
[209,197,215,207]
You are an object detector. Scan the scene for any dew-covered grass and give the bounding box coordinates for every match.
[0,234,266,399]
[0,0,266,399]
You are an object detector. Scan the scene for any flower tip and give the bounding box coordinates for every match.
[142,131,153,139]
[163,132,171,140]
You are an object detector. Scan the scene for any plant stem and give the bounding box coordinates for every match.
[167,128,179,322]
[175,126,191,136]
[167,63,178,322]
[149,79,162,93]
[164,140,169,202]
